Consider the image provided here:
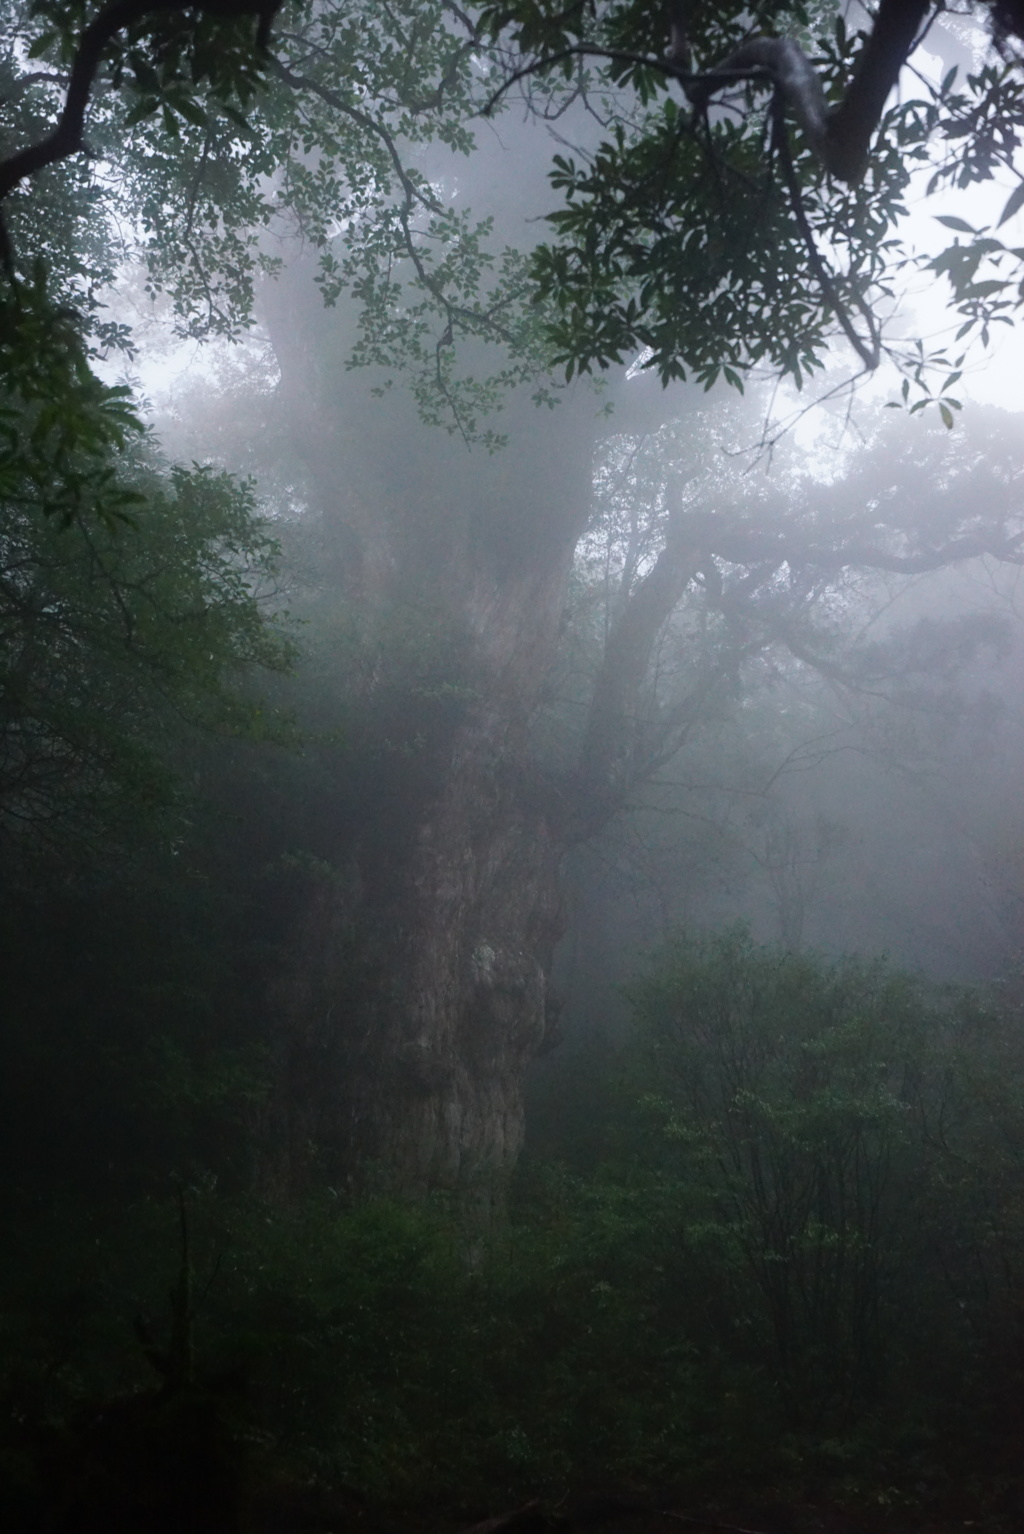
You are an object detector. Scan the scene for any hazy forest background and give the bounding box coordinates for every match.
[4,1,1024,1529]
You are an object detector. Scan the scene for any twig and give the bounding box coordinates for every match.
[270,58,444,215]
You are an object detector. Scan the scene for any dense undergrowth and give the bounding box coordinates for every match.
[3,931,1024,1529]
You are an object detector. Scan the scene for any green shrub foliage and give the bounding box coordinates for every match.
[4,934,1024,1523]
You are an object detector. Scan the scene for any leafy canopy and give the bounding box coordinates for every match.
[482,0,1024,412]
[3,0,1024,444]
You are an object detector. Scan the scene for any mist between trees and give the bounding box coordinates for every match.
[4,0,1024,1528]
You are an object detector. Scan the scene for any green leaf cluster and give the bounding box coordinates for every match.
[0,431,293,856]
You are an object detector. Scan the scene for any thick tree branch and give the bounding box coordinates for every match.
[494,0,949,186]
[824,0,932,185]
[680,0,933,185]
[574,510,699,825]
[703,526,1024,575]
[565,508,1023,839]
[687,35,829,153]
[685,0,933,184]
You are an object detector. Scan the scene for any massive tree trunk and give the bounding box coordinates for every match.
[258,272,599,1196]
[343,701,567,1192]
[267,691,570,1197]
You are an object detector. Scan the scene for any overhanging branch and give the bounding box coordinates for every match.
[489,0,938,186]
[0,0,280,205]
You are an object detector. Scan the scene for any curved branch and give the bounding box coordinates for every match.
[0,0,278,204]
[573,520,699,830]
[757,621,899,699]
[270,58,444,215]
[771,98,881,372]
[687,36,828,156]
[563,505,1015,832]
[0,71,69,109]
[491,0,935,184]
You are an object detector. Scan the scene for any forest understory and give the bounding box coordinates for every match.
[4,933,1024,1534]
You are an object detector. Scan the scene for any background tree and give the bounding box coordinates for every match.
[545,402,1024,1063]
[0,457,289,862]
[169,253,1023,1199]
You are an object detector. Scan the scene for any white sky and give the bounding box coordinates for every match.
[874,33,1024,414]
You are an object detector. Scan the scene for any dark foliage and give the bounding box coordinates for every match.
[4,934,1024,1528]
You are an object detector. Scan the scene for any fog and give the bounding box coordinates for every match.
[129,93,1024,1114]
[6,3,1024,1525]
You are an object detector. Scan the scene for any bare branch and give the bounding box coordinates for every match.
[483,42,688,115]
